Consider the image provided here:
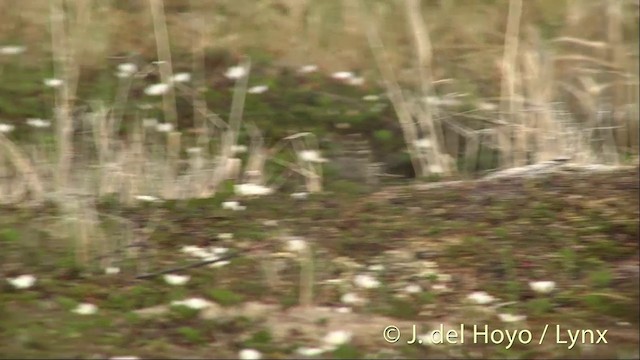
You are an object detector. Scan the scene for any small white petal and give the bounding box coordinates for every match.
[298,150,327,163]
[285,238,307,253]
[467,291,496,305]
[7,274,36,289]
[44,78,63,88]
[109,357,140,360]
[26,118,51,128]
[155,123,174,133]
[362,95,380,102]
[322,330,352,348]
[217,233,233,240]
[234,183,273,196]
[415,138,432,149]
[163,274,190,286]
[290,192,309,200]
[498,313,527,323]
[144,83,170,96]
[210,260,230,268]
[367,264,385,272]
[298,64,318,74]
[0,45,26,55]
[341,292,365,305]
[353,274,380,289]
[239,349,262,360]
[225,66,247,80]
[404,284,422,294]
[105,267,120,275]
[171,72,191,83]
[135,195,160,203]
[529,281,556,294]
[0,123,15,133]
[331,71,353,80]
[248,85,268,94]
[296,347,326,356]
[171,297,213,310]
[72,303,98,315]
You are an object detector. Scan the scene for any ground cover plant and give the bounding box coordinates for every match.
[0,0,638,359]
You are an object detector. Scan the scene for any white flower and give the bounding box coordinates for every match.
[367,264,385,272]
[171,297,213,310]
[0,45,26,55]
[155,123,174,133]
[171,72,191,83]
[181,245,203,256]
[135,195,160,203]
[529,281,556,294]
[362,95,380,102]
[341,292,365,305]
[116,63,137,78]
[44,78,63,88]
[105,267,120,275]
[225,66,247,80]
[109,357,140,360]
[298,150,327,163]
[296,347,326,357]
[415,138,432,149]
[234,183,273,196]
[217,233,233,240]
[248,85,268,94]
[26,118,51,128]
[73,303,98,315]
[322,330,352,348]
[208,260,230,268]
[335,306,352,313]
[144,83,170,96]
[298,64,318,74]
[222,201,240,210]
[347,77,364,86]
[231,144,247,154]
[163,274,190,286]
[142,118,158,128]
[285,238,307,253]
[331,71,353,80]
[431,284,449,293]
[498,313,527,323]
[239,349,262,360]
[404,284,422,294]
[7,274,36,289]
[212,247,229,255]
[467,291,496,305]
[290,192,309,200]
[353,274,380,289]
[0,123,15,133]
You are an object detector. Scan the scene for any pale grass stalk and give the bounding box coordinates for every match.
[0,133,45,203]
[244,123,267,184]
[50,0,77,196]
[162,131,181,199]
[404,0,451,176]
[498,0,523,167]
[148,0,178,128]
[211,58,251,192]
[358,0,427,177]
[299,244,314,307]
[189,0,211,150]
